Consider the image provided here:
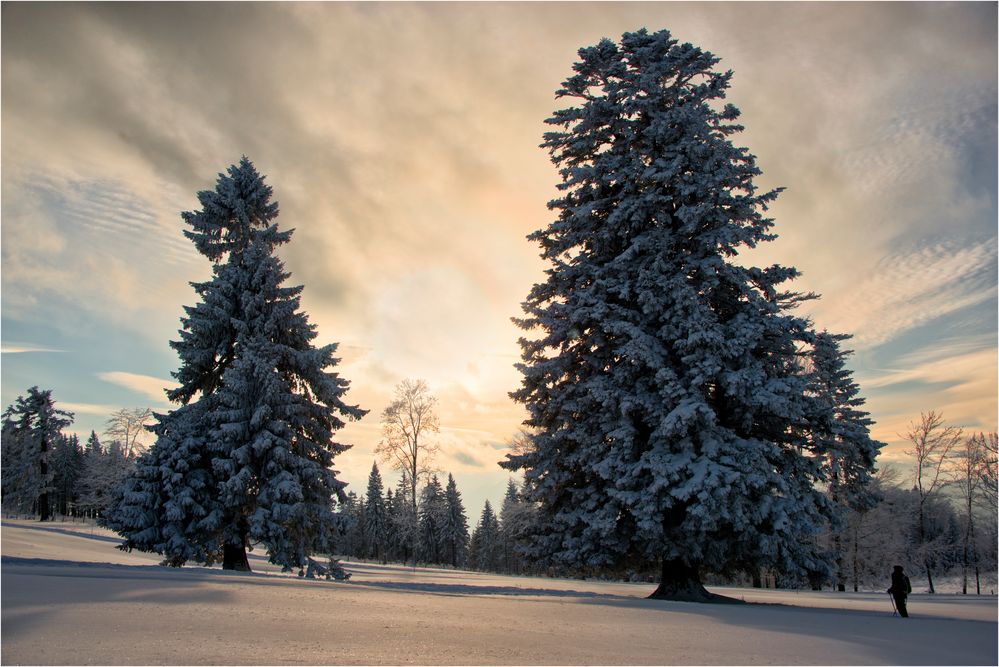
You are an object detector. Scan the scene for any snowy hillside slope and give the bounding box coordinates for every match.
[2,519,996,665]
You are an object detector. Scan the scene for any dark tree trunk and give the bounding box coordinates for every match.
[223,543,251,571]
[752,570,762,588]
[38,493,51,522]
[852,521,861,592]
[222,523,251,571]
[918,500,935,594]
[39,436,51,521]
[832,522,844,592]
[648,559,740,603]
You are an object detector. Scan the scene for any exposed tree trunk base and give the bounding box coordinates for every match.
[647,559,743,604]
[38,493,51,522]
[222,543,251,572]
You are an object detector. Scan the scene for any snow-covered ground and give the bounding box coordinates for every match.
[2,519,996,665]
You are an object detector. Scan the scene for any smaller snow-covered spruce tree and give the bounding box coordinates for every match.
[78,439,131,518]
[1,387,74,520]
[502,28,870,601]
[340,491,367,558]
[469,501,501,572]
[809,332,882,510]
[498,479,538,575]
[418,475,448,564]
[51,433,84,516]
[808,332,883,590]
[104,158,365,571]
[497,480,521,573]
[386,479,417,563]
[441,473,470,568]
[364,462,388,562]
[83,431,101,457]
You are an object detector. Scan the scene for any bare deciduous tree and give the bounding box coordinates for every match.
[904,411,962,593]
[376,379,440,556]
[950,433,988,594]
[979,432,998,509]
[104,407,153,460]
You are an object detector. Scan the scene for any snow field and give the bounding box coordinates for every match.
[2,520,996,665]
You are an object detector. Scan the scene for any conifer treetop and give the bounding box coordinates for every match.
[182,156,288,262]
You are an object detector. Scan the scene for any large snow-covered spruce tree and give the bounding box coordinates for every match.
[104,158,365,570]
[502,29,838,601]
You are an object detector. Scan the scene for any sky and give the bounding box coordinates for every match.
[2,2,996,519]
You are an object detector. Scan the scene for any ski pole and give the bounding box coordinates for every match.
[888,592,897,617]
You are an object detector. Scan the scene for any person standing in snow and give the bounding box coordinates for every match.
[887,565,911,617]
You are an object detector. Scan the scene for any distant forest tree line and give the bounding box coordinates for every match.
[2,385,995,593]
[2,397,152,521]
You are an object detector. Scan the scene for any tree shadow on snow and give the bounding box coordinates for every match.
[4,520,126,545]
[1,555,248,591]
[348,575,996,665]
[351,577,640,602]
[1,557,241,644]
[582,593,998,666]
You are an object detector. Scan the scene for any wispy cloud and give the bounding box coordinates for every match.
[860,337,997,465]
[812,238,997,349]
[861,333,997,390]
[2,167,205,342]
[0,343,63,354]
[837,87,997,199]
[59,402,121,417]
[452,451,484,468]
[97,371,178,404]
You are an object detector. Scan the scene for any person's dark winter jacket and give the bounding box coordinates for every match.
[887,565,911,617]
